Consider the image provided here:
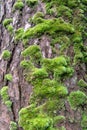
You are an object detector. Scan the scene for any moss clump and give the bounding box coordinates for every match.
[5,74,13,81]
[3,18,13,28]
[68,90,87,110]
[73,43,84,64]
[68,0,80,8]
[81,113,87,129]
[78,79,87,88]
[42,56,67,71]
[15,28,24,41]
[0,86,12,109]
[56,5,72,18]
[19,45,74,130]
[7,25,14,33]
[26,0,38,7]
[5,100,12,109]
[35,84,68,98]
[42,56,73,79]
[72,31,82,43]
[0,86,9,102]
[13,1,24,10]
[32,68,48,79]
[23,18,74,42]
[10,121,17,130]
[21,45,42,64]
[19,104,65,130]
[2,50,11,60]
[20,60,33,69]
[31,12,44,24]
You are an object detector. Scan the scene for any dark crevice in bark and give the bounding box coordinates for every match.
[18,83,22,109]
[11,102,16,121]
[6,44,16,73]
[0,0,6,23]
[12,0,15,7]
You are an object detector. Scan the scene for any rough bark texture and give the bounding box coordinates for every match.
[0,0,87,130]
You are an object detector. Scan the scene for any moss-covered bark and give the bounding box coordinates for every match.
[0,0,87,130]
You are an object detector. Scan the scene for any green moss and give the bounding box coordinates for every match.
[68,90,87,110]
[34,82,68,98]
[68,0,80,8]
[42,56,67,71]
[21,45,42,64]
[56,5,72,18]
[54,66,66,80]
[15,28,24,41]
[54,116,65,124]
[3,18,12,28]
[13,1,24,10]
[26,0,38,7]
[43,99,65,114]
[22,45,40,57]
[32,68,48,79]
[78,79,87,88]
[73,43,84,63]
[81,113,87,129]
[23,19,74,41]
[31,12,44,24]
[20,60,33,69]
[7,25,14,33]
[0,86,12,109]
[0,86,9,102]
[5,100,12,109]
[72,31,82,43]
[2,50,11,60]
[5,74,13,81]
[10,121,17,130]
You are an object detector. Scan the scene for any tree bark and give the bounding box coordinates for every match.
[0,0,87,130]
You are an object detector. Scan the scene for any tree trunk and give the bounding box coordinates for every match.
[0,0,87,130]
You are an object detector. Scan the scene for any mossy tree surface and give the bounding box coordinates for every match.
[18,0,87,130]
[1,0,87,130]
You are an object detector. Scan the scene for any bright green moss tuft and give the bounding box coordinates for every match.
[21,45,42,64]
[78,79,87,88]
[26,0,38,7]
[23,19,75,41]
[34,82,68,98]
[2,50,11,60]
[42,56,67,72]
[13,1,24,10]
[56,5,72,18]
[5,74,13,81]
[68,0,80,8]
[10,121,17,130]
[7,25,14,33]
[68,90,87,110]
[15,28,24,41]
[5,100,12,109]
[0,86,9,102]
[0,86,12,109]
[19,104,62,130]
[3,18,13,27]
[32,68,48,79]
[20,60,33,69]
[31,12,44,24]
[22,45,41,57]
[72,31,82,43]
[81,113,87,129]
